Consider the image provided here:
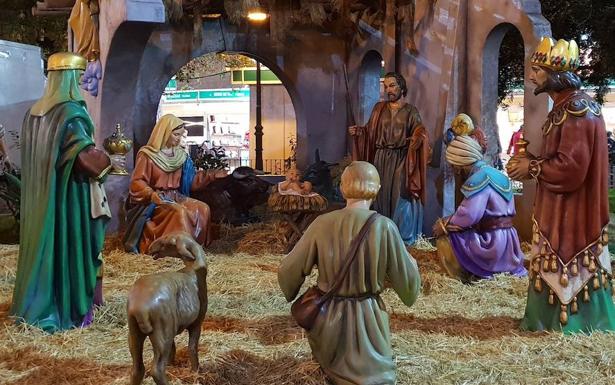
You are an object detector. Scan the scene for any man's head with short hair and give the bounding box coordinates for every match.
[340,161,381,200]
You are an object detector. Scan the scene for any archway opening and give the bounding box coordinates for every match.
[358,50,384,125]
[156,52,298,175]
[482,23,524,191]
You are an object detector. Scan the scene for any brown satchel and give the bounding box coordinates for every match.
[291,212,379,330]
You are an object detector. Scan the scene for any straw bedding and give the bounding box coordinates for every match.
[1,226,615,385]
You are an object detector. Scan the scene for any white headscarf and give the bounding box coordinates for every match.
[445,135,483,167]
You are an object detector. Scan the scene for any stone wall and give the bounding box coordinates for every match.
[86,0,550,237]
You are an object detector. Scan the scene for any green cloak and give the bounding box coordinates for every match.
[10,101,107,332]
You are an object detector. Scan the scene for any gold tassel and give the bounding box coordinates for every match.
[602,270,608,287]
[543,254,550,272]
[548,290,555,305]
[588,256,597,272]
[571,298,578,314]
[533,257,541,273]
[583,285,590,302]
[612,277,615,296]
[593,274,600,290]
[560,304,568,325]
[534,275,543,292]
[582,251,590,267]
[560,266,569,287]
[550,256,558,273]
[602,231,609,245]
[540,244,548,256]
[571,259,579,276]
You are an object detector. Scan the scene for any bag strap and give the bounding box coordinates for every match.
[320,212,379,302]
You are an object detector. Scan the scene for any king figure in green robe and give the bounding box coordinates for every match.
[10,52,113,333]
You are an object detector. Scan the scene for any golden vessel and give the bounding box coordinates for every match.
[103,123,133,176]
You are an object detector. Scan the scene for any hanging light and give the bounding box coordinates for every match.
[247,5,268,22]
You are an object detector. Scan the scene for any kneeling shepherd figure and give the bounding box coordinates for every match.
[278,161,421,385]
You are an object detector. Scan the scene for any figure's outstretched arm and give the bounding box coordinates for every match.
[129,153,155,204]
[447,189,490,230]
[278,219,319,302]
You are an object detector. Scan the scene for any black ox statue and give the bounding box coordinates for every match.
[302,149,339,201]
[193,166,272,224]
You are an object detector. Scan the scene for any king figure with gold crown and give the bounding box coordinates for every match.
[10,52,115,332]
[507,37,615,332]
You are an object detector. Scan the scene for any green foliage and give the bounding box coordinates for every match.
[498,28,525,107]
[498,0,615,105]
[193,144,229,170]
[609,189,615,214]
[0,0,68,60]
[175,52,254,85]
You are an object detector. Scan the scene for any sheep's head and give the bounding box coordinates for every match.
[148,232,206,268]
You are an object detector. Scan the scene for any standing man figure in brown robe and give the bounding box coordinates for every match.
[349,72,430,245]
[278,161,421,385]
[507,37,615,332]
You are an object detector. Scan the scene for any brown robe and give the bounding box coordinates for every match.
[278,208,421,385]
[129,152,214,252]
[352,101,430,215]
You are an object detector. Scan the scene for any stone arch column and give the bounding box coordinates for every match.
[467,0,551,240]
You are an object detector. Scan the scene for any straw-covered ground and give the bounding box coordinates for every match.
[1,223,615,385]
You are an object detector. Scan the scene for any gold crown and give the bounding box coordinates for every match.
[530,37,580,72]
[451,113,474,136]
[47,52,87,71]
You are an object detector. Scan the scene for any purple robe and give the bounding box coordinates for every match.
[448,187,527,278]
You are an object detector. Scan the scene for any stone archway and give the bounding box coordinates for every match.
[102,20,305,161]
[157,50,300,175]
[357,50,383,125]
[480,22,523,166]
[96,16,352,232]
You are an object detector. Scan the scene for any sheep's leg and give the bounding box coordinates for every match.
[128,317,146,385]
[150,329,172,385]
[187,323,202,371]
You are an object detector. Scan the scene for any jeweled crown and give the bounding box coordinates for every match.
[530,37,580,72]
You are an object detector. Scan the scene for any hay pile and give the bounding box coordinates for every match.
[2,228,615,384]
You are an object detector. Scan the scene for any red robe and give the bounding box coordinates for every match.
[533,89,609,265]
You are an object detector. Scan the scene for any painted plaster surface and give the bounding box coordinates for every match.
[85,0,550,236]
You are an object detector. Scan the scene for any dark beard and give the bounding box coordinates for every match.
[533,83,547,95]
[533,71,580,95]
[387,93,401,102]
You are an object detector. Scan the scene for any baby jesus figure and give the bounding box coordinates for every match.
[278,167,313,196]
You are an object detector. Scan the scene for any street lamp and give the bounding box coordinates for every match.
[246,4,268,172]
[247,6,268,22]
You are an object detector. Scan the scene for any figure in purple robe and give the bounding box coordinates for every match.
[433,125,526,282]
